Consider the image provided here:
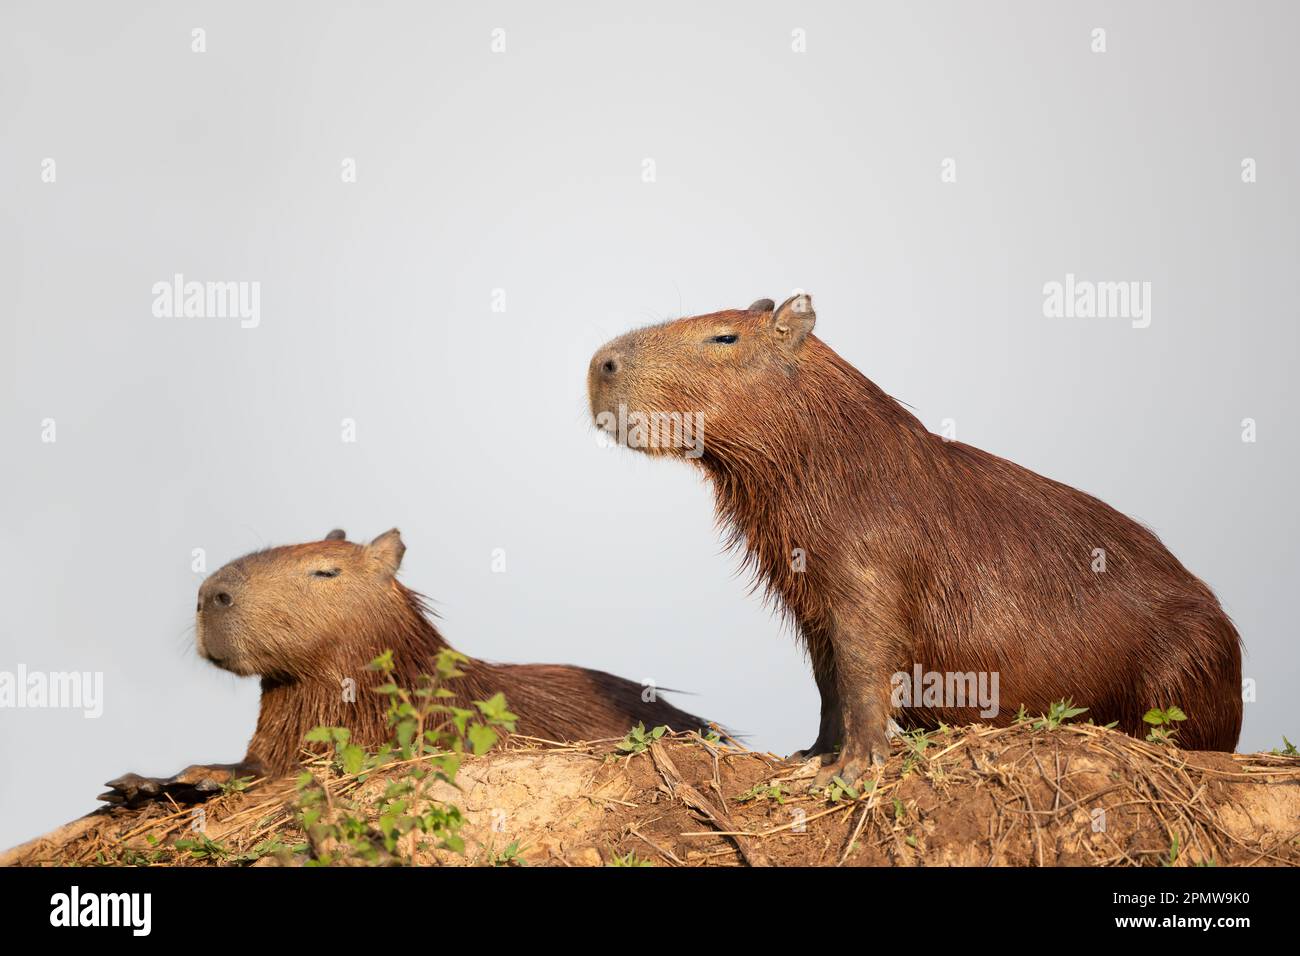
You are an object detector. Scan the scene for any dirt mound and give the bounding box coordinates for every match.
[5,724,1298,867]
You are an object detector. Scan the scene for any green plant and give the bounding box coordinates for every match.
[607,851,652,867]
[821,775,876,803]
[900,728,933,774]
[1032,699,1089,731]
[173,835,230,862]
[737,782,788,805]
[1271,735,1298,756]
[1143,706,1187,744]
[1163,832,1180,867]
[220,775,255,796]
[295,648,517,866]
[615,722,667,755]
[232,837,296,864]
[485,840,525,867]
[120,842,168,867]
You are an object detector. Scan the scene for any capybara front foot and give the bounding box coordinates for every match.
[813,735,889,788]
[787,740,836,764]
[99,763,256,808]
[98,773,164,807]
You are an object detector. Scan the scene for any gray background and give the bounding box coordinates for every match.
[2,0,1296,850]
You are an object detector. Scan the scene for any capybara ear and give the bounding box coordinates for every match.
[770,293,816,349]
[323,529,347,541]
[367,528,406,574]
[747,298,775,312]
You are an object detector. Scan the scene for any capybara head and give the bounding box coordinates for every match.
[195,528,406,679]
[587,295,817,459]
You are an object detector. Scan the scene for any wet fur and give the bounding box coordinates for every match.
[589,299,1242,771]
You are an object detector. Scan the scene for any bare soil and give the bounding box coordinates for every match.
[5,724,1298,867]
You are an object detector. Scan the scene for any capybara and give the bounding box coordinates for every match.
[588,293,1242,783]
[102,528,711,805]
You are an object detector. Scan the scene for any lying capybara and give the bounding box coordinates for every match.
[102,528,711,805]
[588,294,1242,783]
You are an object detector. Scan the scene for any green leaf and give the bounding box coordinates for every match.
[832,777,859,800]
[475,692,520,726]
[339,744,366,775]
[467,724,499,756]
[395,719,417,753]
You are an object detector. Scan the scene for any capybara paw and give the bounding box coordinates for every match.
[168,764,237,792]
[813,739,889,788]
[98,772,166,807]
[786,742,835,764]
[99,765,245,807]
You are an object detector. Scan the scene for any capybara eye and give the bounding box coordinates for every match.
[311,568,341,579]
[710,334,738,344]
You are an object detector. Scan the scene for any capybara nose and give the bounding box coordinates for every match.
[592,349,622,378]
[198,573,240,613]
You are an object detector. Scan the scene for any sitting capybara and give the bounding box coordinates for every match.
[102,528,711,805]
[588,294,1242,783]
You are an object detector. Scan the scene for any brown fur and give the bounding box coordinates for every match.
[588,294,1242,780]
[197,530,710,777]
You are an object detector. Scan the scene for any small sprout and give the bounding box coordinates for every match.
[1163,832,1180,867]
[1032,699,1089,731]
[488,841,525,867]
[1271,735,1298,756]
[737,782,788,804]
[820,775,873,803]
[900,728,933,774]
[173,836,229,861]
[616,722,668,755]
[220,775,255,795]
[1143,706,1188,744]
